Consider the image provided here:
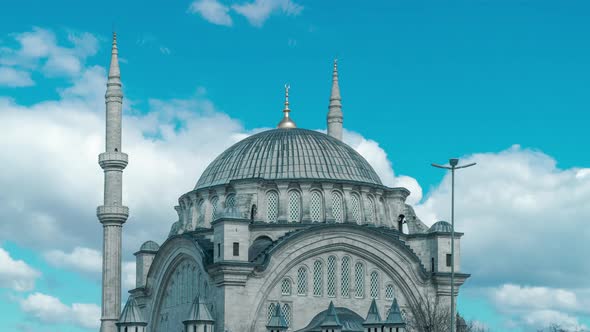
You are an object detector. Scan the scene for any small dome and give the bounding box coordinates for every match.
[195,128,382,189]
[140,240,160,252]
[428,221,453,233]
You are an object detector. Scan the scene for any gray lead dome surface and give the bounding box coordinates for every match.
[195,128,382,189]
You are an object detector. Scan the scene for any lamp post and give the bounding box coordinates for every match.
[431,158,476,332]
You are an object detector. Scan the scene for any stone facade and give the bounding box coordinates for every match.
[101,38,470,332]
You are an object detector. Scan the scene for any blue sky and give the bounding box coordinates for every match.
[0,0,589,331]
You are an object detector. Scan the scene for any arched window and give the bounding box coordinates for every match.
[354,262,365,298]
[331,191,344,223]
[210,196,219,221]
[297,267,308,295]
[225,194,236,209]
[197,199,204,226]
[310,191,323,222]
[288,191,301,222]
[313,260,323,296]
[351,194,361,224]
[366,196,375,224]
[385,283,395,300]
[341,256,351,298]
[281,278,292,296]
[282,303,291,327]
[370,271,379,298]
[327,256,336,297]
[267,303,276,323]
[266,191,278,223]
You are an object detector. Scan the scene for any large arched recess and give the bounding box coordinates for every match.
[144,234,213,332]
[246,224,431,331]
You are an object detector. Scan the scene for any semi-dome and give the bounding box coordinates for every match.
[139,240,160,252]
[428,220,453,233]
[195,128,382,189]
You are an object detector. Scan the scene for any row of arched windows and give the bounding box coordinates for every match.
[280,256,396,300]
[187,194,238,226]
[265,190,384,224]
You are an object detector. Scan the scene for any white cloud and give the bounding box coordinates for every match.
[415,145,590,288]
[232,0,303,27]
[43,247,136,291]
[0,67,34,87]
[188,0,303,27]
[0,247,40,291]
[188,0,233,26]
[490,284,589,330]
[19,292,100,329]
[0,27,98,80]
[343,129,422,204]
[44,247,102,275]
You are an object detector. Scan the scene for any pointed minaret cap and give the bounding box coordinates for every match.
[329,59,342,107]
[320,301,342,328]
[363,299,383,325]
[277,84,297,129]
[266,303,288,329]
[327,59,343,141]
[108,32,120,79]
[117,296,147,327]
[184,296,215,324]
[383,298,406,326]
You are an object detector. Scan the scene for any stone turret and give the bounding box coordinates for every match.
[383,298,406,332]
[320,301,343,332]
[363,299,383,331]
[183,296,215,332]
[98,32,129,332]
[327,59,343,141]
[116,297,147,332]
[134,241,159,288]
[266,303,288,332]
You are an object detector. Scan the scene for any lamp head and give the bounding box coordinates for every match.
[449,158,459,167]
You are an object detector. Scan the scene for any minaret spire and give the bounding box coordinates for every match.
[277,84,297,129]
[327,59,343,141]
[98,32,129,332]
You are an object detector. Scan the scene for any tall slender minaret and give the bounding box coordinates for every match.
[97,32,128,332]
[327,59,343,141]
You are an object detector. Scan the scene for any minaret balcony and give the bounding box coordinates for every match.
[97,205,129,224]
[99,151,128,170]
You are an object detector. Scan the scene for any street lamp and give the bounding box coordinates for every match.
[431,158,476,332]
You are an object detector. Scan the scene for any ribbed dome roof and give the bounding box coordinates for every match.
[428,221,453,233]
[195,128,382,189]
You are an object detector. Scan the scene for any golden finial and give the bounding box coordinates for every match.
[277,83,296,129]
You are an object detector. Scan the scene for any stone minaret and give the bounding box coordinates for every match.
[327,59,343,141]
[97,32,129,332]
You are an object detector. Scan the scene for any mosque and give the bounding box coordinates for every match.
[97,33,469,332]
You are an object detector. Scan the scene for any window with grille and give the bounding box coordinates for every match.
[267,303,275,323]
[282,304,291,326]
[225,194,236,209]
[351,194,361,224]
[341,256,350,298]
[327,256,336,297]
[370,271,379,298]
[331,191,344,223]
[288,191,301,222]
[197,200,204,226]
[281,278,292,296]
[385,284,395,300]
[297,267,308,295]
[354,262,364,298]
[446,254,452,267]
[310,191,323,222]
[210,196,219,221]
[267,191,278,223]
[313,260,323,296]
[366,197,375,223]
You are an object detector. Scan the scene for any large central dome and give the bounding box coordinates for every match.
[195,128,382,189]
